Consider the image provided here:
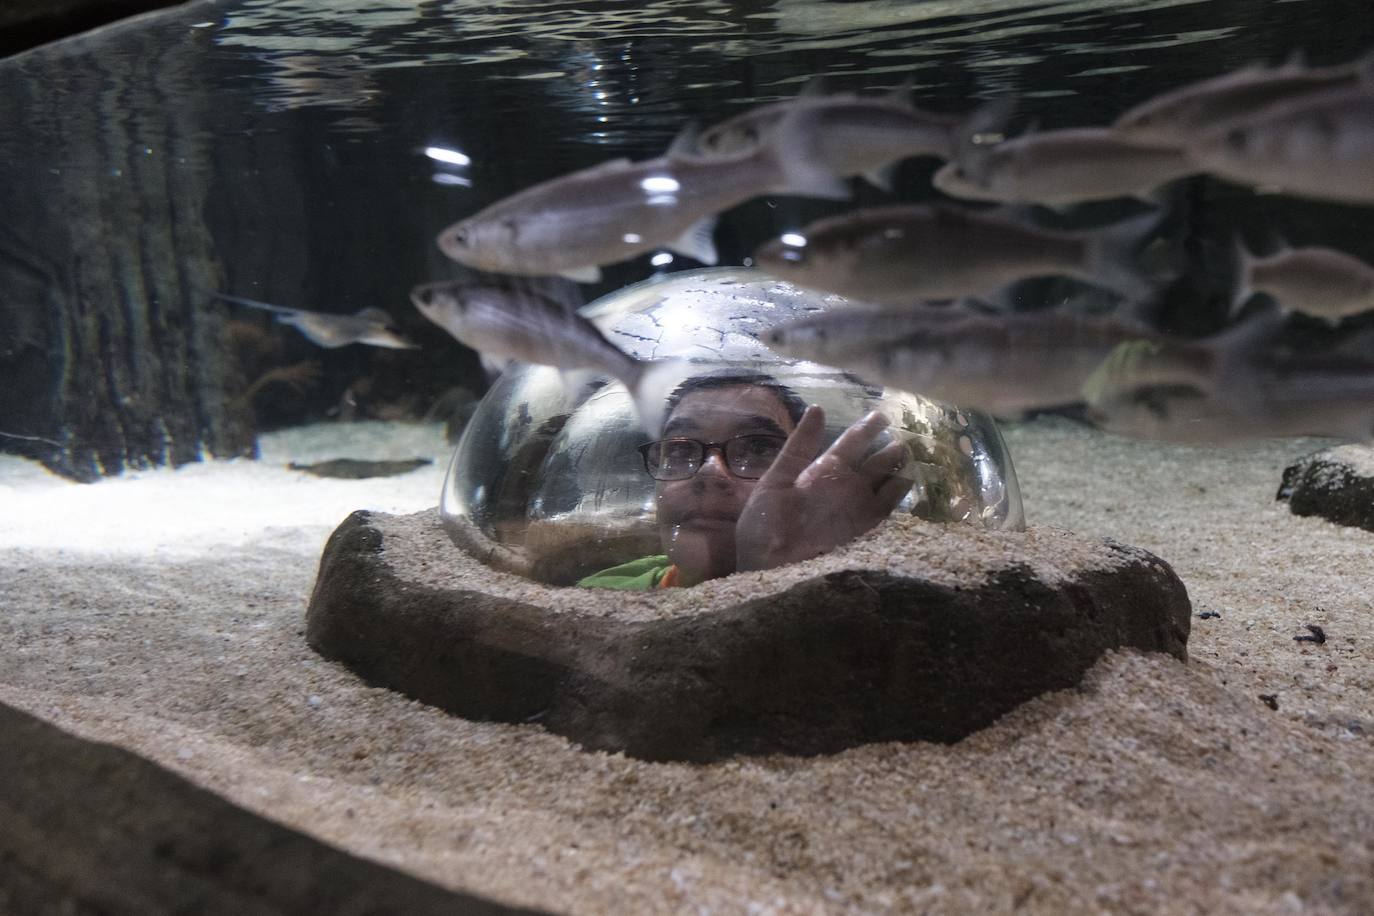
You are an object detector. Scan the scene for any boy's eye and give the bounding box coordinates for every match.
[662,440,698,461]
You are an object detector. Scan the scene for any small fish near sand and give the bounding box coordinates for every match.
[1185,86,1374,206]
[215,294,418,350]
[752,204,1165,304]
[1112,51,1374,147]
[696,81,1008,192]
[931,126,1199,209]
[410,279,678,430]
[1087,330,1374,443]
[1233,240,1374,324]
[763,305,1213,417]
[436,110,847,284]
[288,457,432,479]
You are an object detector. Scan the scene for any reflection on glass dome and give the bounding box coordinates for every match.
[442,267,1023,585]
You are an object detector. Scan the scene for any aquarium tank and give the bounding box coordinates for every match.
[0,0,1369,463]
[4,1,1374,913]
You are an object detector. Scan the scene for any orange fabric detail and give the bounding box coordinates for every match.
[657,565,681,588]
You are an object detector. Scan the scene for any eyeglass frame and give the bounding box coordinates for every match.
[636,434,789,481]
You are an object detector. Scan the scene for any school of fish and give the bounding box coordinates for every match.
[234,50,1374,444]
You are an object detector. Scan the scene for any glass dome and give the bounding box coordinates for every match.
[441,267,1023,585]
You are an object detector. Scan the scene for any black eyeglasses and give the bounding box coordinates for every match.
[637,434,788,481]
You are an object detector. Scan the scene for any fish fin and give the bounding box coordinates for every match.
[558,265,602,283]
[1229,236,1261,319]
[765,107,851,201]
[353,307,394,323]
[667,121,701,158]
[667,216,719,265]
[798,75,831,98]
[1204,302,1287,393]
[556,367,600,396]
[861,161,899,193]
[215,293,296,315]
[1083,209,1169,303]
[621,358,690,435]
[480,352,512,382]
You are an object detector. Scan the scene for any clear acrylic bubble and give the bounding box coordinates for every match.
[441,267,1024,585]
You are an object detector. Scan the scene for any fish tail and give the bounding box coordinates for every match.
[1229,236,1259,319]
[761,107,851,201]
[952,95,1017,165]
[1204,301,1286,394]
[1084,209,1169,304]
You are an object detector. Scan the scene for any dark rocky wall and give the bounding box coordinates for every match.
[0,12,256,481]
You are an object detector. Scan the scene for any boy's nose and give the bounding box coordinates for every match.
[696,448,731,477]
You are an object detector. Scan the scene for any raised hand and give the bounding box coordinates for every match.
[734,405,912,573]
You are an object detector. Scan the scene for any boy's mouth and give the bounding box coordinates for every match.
[681,509,738,527]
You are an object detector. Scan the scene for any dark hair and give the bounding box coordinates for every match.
[661,369,808,433]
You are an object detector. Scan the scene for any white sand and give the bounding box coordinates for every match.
[2,418,1371,914]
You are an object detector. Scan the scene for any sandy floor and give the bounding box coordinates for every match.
[2,418,1371,914]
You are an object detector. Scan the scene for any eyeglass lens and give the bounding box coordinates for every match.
[642,435,786,480]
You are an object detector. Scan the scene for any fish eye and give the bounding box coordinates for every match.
[450,228,471,247]
[1224,128,1249,151]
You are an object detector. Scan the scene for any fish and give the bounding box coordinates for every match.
[1089,349,1374,443]
[436,110,848,284]
[931,127,1198,208]
[409,279,676,431]
[1086,308,1374,442]
[1113,51,1374,147]
[752,204,1164,304]
[1186,86,1374,205]
[696,81,1008,192]
[214,294,418,349]
[762,304,1215,416]
[1232,240,1374,324]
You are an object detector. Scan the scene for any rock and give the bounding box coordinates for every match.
[1277,445,1374,534]
[306,509,1191,763]
[288,457,432,479]
[0,701,542,915]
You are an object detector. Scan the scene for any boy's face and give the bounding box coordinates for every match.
[655,384,797,586]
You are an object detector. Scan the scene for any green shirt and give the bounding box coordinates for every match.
[577,554,674,590]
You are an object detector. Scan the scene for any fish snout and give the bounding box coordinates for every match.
[437,222,477,263]
[409,283,436,312]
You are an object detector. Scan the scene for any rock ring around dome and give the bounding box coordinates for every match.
[304,268,1191,761]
